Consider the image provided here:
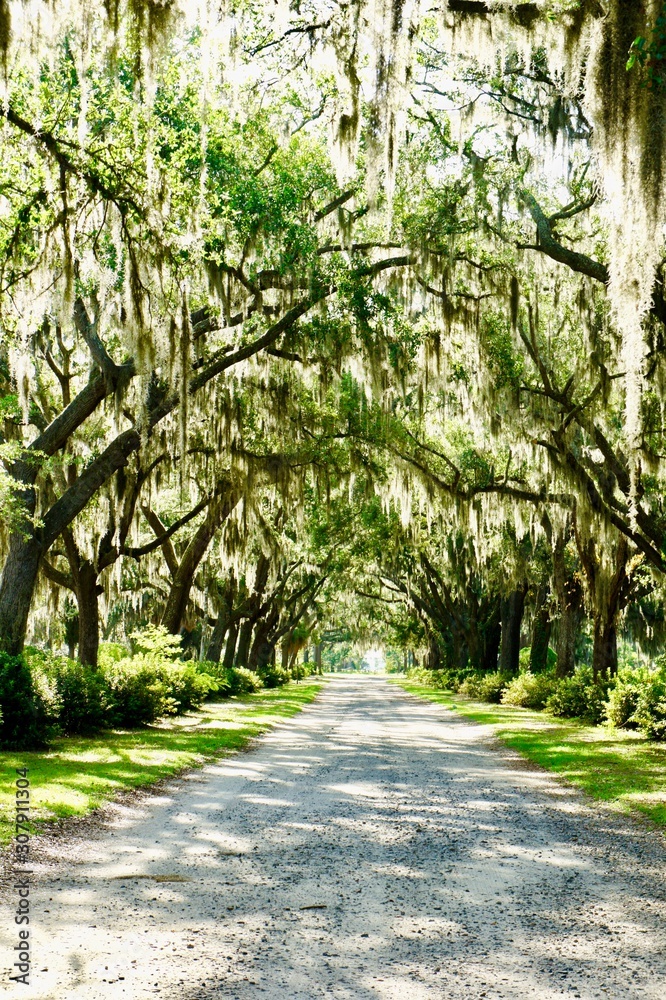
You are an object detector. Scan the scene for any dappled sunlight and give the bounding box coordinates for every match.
[3,676,666,1000]
[0,683,323,844]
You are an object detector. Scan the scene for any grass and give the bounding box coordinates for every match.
[392,677,666,829]
[0,680,323,847]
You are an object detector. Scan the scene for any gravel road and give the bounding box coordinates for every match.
[2,675,666,1000]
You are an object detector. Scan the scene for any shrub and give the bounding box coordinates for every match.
[158,662,217,712]
[257,663,290,689]
[630,672,666,740]
[0,652,51,749]
[102,627,216,723]
[604,677,642,729]
[501,671,557,710]
[25,648,111,734]
[195,661,231,698]
[98,642,129,668]
[545,665,608,724]
[104,655,171,726]
[226,666,263,695]
[406,666,461,690]
[49,658,110,734]
[459,671,509,703]
[131,625,183,659]
[290,660,312,682]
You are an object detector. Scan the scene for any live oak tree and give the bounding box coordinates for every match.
[3,1,666,685]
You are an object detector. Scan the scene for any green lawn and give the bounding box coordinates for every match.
[0,680,323,846]
[392,677,666,829]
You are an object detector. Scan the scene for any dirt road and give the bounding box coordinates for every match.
[2,676,666,999]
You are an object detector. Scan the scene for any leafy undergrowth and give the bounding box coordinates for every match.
[393,678,666,829]
[0,681,323,847]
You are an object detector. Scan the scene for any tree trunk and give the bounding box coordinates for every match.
[254,638,275,671]
[499,587,526,674]
[553,531,584,678]
[207,613,228,662]
[0,533,42,656]
[161,489,240,635]
[207,576,237,662]
[592,616,618,680]
[235,619,253,668]
[249,601,282,671]
[222,620,238,671]
[574,530,629,682]
[76,560,101,667]
[314,643,322,674]
[481,601,501,672]
[555,597,582,678]
[529,584,552,673]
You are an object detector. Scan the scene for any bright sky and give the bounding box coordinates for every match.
[362,648,386,673]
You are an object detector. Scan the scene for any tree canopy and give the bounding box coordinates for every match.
[2,0,666,692]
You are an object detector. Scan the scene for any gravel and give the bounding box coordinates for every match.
[2,675,666,999]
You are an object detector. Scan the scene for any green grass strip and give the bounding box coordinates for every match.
[392,678,666,829]
[0,680,324,847]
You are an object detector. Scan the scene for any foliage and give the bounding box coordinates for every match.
[545,665,609,725]
[627,4,666,90]
[131,625,183,660]
[257,663,291,689]
[102,658,172,727]
[605,675,642,730]
[458,671,509,704]
[98,643,130,667]
[224,665,264,696]
[406,665,466,691]
[396,678,666,830]
[519,646,557,674]
[45,657,109,735]
[0,682,324,846]
[195,661,265,695]
[502,671,558,710]
[618,661,666,741]
[0,653,51,749]
[383,648,404,673]
[321,641,364,672]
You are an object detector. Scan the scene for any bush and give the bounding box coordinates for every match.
[630,671,666,740]
[158,662,217,712]
[104,655,171,726]
[227,666,263,695]
[502,670,557,710]
[0,652,51,748]
[406,666,461,690]
[195,661,231,698]
[49,658,110,734]
[257,663,290,689]
[458,671,509,703]
[290,660,312,682]
[604,676,642,729]
[131,625,183,659]
[545,665,608,724]
[98,642,129,667]
[603,661,666,739]
[101,627,217,723]
[192,662,264,696]
[25,649,110,734]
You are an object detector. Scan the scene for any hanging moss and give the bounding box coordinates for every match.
[0,0,10,75]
